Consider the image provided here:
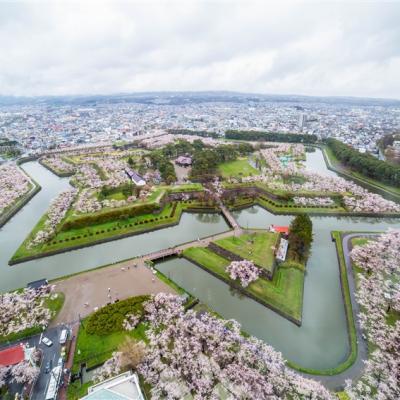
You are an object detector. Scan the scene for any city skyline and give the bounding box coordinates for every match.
[1,1,400,99]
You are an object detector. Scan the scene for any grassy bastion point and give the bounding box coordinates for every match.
[9,199,219,265]
[182,230,304,325]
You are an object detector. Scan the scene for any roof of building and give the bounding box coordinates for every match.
[27,278,48,289]
[0,344,25,367]
[271,225,289,234]
[125,168,146,185]
[81,372,144,400]
[175,156,192,165]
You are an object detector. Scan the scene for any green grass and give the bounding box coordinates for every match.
[166,183,204,192]
[351,237,370,247]
[0,292,65,345]
[214,232,279,274]
[72,319,148,373]
[218,158,259,179]
[67,380,92,400]
[183,246,304,322]
[10,201,186,262]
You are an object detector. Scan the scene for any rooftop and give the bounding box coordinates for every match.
[81,372,145,400]
[0,344,25,367]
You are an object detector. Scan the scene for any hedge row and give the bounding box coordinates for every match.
[61,202,159,230]
[86,295,149,335]
[51,216,175,245]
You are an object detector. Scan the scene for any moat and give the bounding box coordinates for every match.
[0,150,398,372]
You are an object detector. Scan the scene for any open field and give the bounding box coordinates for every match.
[52,261,175,325]
[214,231,279,274]
[218,158,259,178]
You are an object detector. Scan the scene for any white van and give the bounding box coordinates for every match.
[59,329,68,344]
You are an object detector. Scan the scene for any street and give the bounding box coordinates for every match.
[30,325,66,400]
[0,325,67,400]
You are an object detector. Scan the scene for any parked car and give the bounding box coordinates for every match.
[42,337,53,347]
[59,329,68,344]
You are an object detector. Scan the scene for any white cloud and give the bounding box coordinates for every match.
[0,0,399,98]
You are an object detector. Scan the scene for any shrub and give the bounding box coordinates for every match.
[86,295,149,336]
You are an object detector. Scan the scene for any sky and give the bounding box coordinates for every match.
[0,0,399,99]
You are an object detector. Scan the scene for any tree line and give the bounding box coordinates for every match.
[288,214,313,264]
[150,138,253,182]
[326,138,400,187]
[148,151,177,184]
[167,129,219,138]
[225,130,318,143]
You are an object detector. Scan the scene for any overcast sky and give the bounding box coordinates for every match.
[0,0,399,99]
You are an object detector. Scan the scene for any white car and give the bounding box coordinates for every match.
[42,337,53,347]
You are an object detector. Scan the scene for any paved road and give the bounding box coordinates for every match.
[31,326,64,400]
[300,233,377,391]
[0,325,67,400]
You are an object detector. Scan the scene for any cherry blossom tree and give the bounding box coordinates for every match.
[0,164,31,215]
[0,366,9,389]
[137,293,333,400]
[0,286,54,336]
[10,361,39,385]
[226,260,260,287]
[345,229,400,400]
[92,352,122,383]
[29,188,78,247]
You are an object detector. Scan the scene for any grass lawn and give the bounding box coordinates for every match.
[10,201,187,263]
[183,246,304,322]
[0,292,65,345]
[218,158,259,179]
[166,183,204,193]
[72,320,148,373]
[214,232,279,274]
[351,237,370,247]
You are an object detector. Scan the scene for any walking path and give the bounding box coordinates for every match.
[301,232,376,391]
[218,201,243,234]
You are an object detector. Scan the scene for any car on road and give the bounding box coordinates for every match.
[45,360,52,373]
[42,337,53,347]
[59,328,68,344]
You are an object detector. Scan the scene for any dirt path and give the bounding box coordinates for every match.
[51,261,175,325]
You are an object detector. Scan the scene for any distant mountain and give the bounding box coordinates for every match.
[0,91,399,107]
